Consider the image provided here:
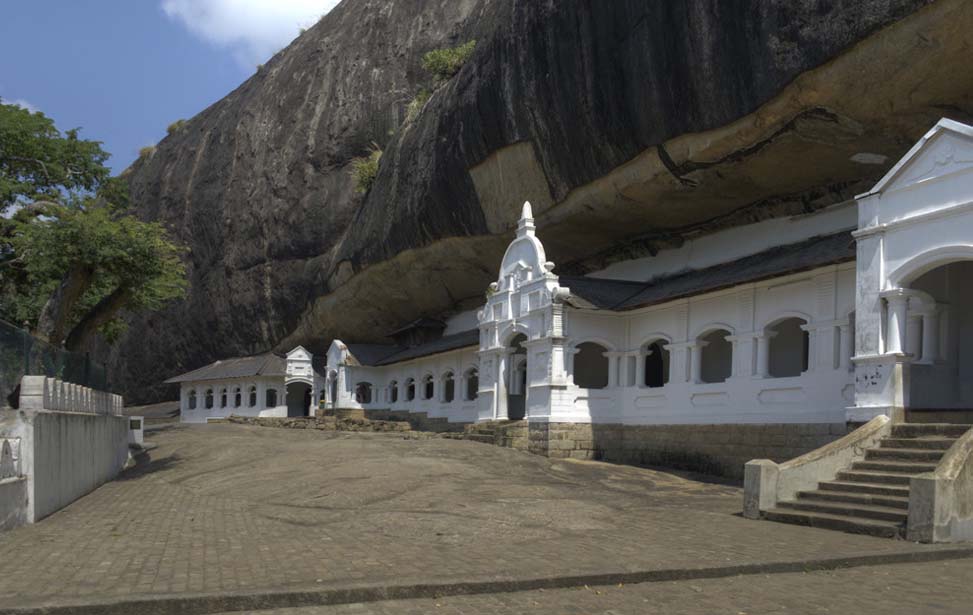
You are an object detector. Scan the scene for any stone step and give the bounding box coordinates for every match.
[818,480,910,498]
[865,447,946,462]
[851,459,938,474]
[778,499,908,523]
[879,437,957,450]
[464,434,495,444]
[836,470,913,486]
[763,508,903,539]
[892,423,970,438]
[797,489,910,510]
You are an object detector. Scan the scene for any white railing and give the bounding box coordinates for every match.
[17,375,123,416]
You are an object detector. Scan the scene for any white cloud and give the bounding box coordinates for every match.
[8,98,38,113]
[161,0,341,67]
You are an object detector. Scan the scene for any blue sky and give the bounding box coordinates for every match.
[0,1,338,173]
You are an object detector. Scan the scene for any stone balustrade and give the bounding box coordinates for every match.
[17,376,123,415]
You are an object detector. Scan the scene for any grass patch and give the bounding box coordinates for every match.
[422,40,476,82]
[350,146,382,194]
[405,89,431,123]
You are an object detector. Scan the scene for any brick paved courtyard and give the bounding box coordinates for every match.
[216,559,973,615]
[0,423,968,612]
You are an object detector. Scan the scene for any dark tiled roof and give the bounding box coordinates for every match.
[164,353,287,384]
[344,343,403,367]
[355,329,480,367]
[561,231,855,312]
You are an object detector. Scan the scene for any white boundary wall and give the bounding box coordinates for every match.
[0,376,129,530]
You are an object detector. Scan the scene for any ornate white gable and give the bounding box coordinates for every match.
[861,118,973,197]
[285,345,314,382]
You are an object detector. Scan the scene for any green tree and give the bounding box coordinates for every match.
[0,99,187,350]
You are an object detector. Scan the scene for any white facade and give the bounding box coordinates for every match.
[175,347,324,424]
[852,118,973,422]
[179,119,973,431]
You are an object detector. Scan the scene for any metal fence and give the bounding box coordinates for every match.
[1,318,110,407]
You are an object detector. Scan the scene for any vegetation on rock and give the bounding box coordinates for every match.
[138,145,156,159]
[405,89,431,123]
[421,40,476,82]
[0,101,187,350]
[166,119,187,135]
[351,146,382,194]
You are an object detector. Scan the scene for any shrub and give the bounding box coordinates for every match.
[166,119,187,135]
[138,146,156,159]
[350,146,382,194]
[421,40,476,82]
[405,89,431,123]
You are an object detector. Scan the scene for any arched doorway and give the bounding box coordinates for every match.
[507,333,528,420]
[286,382,311,417]
[905,260,973,411]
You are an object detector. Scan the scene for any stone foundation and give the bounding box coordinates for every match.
[363,409,469,433]
[507,422,848,480]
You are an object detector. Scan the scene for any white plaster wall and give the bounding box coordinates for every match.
[179,377,287,423]
[591,204,856,282]
[553,263,856,425]
[337,346,481,423]
[0,408,129,524]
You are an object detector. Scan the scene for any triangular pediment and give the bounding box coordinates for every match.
[863,118,973,197]
[286,345,311,360]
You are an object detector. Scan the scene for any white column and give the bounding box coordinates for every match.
[496,351,509,420]
[839,323,852,370]
[606,352,619,388]
[906,315,922,359]
[690,342,706,383]
[755,334,771,378]
[886,291,909,355]
[920,311,940,364]
[636,351,647,388]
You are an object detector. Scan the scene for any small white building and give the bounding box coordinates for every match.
[169,118,973,477]
[168,347,323,423]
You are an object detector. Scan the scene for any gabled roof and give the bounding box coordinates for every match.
[164,352,287,384]
[342,329,480,368]
[561,230,855,312]
[344,343,404,367]
[858,118,973,198]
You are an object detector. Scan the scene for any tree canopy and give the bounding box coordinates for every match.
[0,99,186,350]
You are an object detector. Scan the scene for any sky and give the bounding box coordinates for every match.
[0,1,341,172]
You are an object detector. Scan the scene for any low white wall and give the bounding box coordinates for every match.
[0,477,27,531]
[10,409,130,523]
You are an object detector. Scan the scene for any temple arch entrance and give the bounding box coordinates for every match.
[506,333,528,420]
[286,382,311,417]
[901,259,973,411]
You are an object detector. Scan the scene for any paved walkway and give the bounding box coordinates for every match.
[214,559,973,614]
[0,424,966,612]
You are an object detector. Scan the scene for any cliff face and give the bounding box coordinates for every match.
[114,0,973,402]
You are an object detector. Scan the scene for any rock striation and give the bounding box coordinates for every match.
[111,0,973,402]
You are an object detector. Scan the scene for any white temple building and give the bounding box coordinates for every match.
[169,118,973,480]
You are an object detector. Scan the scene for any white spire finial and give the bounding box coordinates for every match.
[516,200,535,237]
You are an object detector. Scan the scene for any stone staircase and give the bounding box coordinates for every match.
[763,423,969,538]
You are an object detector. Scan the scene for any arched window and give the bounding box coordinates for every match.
[234,387,242,408]
[643,341,670,388]
[188,389,197,410]
[464,368,479,401]
[220,388,228,408]
[266,388,278,407]
[389,381,399,403]
[355,382,373,404]
[205,388,214,409]
[249,385,257,407]
[699,329,732,384]
[767,317,809,378]
[422,374,434,400]
[442,372,455,402]
[573,342,609,389]
[406,378,416,401]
